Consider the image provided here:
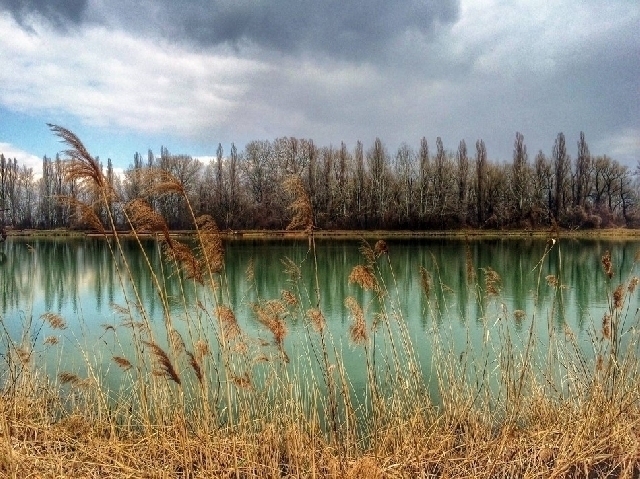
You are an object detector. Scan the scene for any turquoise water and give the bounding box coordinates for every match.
[1,235,638,403]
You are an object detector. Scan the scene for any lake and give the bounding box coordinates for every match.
[1,235,639,407]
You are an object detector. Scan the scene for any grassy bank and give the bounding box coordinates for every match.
[6,226,640,241]
[1,127,639,478]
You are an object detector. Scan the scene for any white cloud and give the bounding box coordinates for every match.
[0,0,637,167]
[0,142,43,176]
[0,12,265,140]
[447,0,639,81]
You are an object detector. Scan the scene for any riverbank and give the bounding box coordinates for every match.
[6,226,640,241]
[1,226,639,477]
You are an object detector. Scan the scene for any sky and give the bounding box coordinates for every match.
[0,0,638,177]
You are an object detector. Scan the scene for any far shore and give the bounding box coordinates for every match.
[4,226,640,241]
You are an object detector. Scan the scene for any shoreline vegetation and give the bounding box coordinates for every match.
[5,226,640,241]
[1,126,639,478]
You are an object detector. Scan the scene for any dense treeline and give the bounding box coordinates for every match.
[1,131,638,231]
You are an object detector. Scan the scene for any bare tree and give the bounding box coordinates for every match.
[456,139,469,226]
[475,139,487,225]
[552,132,570,222]
[574,131,592,208]
[215,143,224,215]
[533,150,552,225]
[335,142,350,222]
[156,147,203,228]
[510,132,530,224]
[352,140,366,228]
[418,137,430,224]
[395,143,416,226]
[367,138,390,227]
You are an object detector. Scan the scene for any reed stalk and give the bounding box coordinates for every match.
[0,127,637,477]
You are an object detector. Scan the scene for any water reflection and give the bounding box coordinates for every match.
[0,236,638,365]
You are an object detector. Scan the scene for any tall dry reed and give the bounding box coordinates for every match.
[0,126,638,477]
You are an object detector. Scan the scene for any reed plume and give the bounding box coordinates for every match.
[602,314,612,340]
[60,196,105,233]
[169,329,186,356]
[217,305,240,339]
[359,241,377,266]
[348,264,378,292]
[602,250,613,279]
[58,372,82,385]
[144,341,181,385]
[125,199,172,245]
[41,312,66,330]
[195,215,224,274]
[186,351,203,385]
[58,372,92,388]
[283,175,314,232]
[281,257,302,281]
[16,346,30,365]
[48,124,105,189]
[465,245,476,283]
[164,240,203,283]
[374,240,388,257]
[613,284,624,310]
[419,266,431,297]
[253,300,288,359]
[113,356,133,371]
[482,267,501,296]
[147,169,186,197]
[306,308,326,332]
[232,372,252,389]
[194,339,210,360]
[281,289,298,306]
[513,310,526,321]
[245,258,255,283]
[345,296,367,344]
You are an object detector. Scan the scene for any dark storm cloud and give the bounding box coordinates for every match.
[92,0,460,59]
[0,0,87,27]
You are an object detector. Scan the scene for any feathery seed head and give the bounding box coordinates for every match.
[602,250,613,279]
[195,339,210,360]
[602,314,611,340]
[49,124,105,189]
[41,312,67,330]
[253,300,288,348]
[144,341,181,385]
[349,264,378,291]
[482,267,501,296]
[306,308,326,332]
[419,267,431,297]
[113,356,132,371]
[359,241,377,266]
[164,240,203,283]
[345,296,367,345]
[613,284,624,310]
[281,289,298,306]
[196,215,225,274]
[126,199,171,244]
[186,351,203,385]
[217,305,240,339]
[284,175,314,232]
[374,240,388,257]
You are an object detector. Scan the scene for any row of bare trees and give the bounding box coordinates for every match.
[1,132,638,231]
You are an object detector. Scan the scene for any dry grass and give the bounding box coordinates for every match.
[1,126,639,478]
